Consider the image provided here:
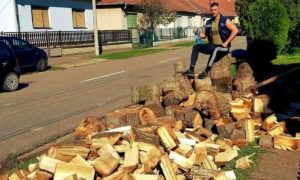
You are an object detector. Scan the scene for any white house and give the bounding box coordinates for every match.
[0,0,93,32]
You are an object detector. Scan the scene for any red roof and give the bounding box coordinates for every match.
[98,0,236,16]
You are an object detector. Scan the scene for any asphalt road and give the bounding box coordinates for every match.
[0,37,246,161]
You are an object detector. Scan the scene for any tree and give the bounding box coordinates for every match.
[138,0,175,46]
[236,0,290,57]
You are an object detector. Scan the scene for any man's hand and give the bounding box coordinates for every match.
[222,42,229,48]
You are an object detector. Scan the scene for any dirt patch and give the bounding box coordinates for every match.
[250,148,300,180]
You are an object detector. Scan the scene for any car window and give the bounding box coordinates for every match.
[0,43,11,61]
[12,38,32,50]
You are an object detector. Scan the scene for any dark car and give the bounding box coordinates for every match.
[0,41,20,92]
[0,36,48,72]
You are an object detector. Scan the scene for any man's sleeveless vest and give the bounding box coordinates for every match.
[205,15,231,47]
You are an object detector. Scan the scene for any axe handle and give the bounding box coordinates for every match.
[253,65,300,90]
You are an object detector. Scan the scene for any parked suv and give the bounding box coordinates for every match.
[0,41,20,92]
[0,36,48,72]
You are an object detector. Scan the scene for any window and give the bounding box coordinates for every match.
[31,6,50,28]
[11,38,32,50]
[127,14,137,29]
[72,9,86,28]
[176,15,182,27]
[0,43,10,60]
[188,17,192,27]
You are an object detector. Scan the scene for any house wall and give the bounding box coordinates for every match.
[16,0,93,31]
[97,8,126,30]
[0,0,18,31]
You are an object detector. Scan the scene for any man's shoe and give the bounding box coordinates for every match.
[182,69,194,77]
[198,71,209,79]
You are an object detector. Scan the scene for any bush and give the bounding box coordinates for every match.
[237,0,290,55]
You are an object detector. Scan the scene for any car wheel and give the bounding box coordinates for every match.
[2,72,19,92]
[37,58,47,71]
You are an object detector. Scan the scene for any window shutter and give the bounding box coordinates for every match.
[42,9,50,28]
[32,9,43,28]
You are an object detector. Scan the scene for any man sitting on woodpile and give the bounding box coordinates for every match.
[183,2,238,79]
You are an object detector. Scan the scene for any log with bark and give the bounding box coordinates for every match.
[74,116,105,139]
[47,146,90,162]
[194,90,220,120]
[210,55,233,93]
[138,102,164,126]
[232,62,256,96]
[131,84,161,103]
[53,161,95,180]
[174,61,186,77]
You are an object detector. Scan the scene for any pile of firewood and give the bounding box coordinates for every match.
[2,56,300,180]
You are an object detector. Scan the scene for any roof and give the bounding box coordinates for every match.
[97,0,236,16]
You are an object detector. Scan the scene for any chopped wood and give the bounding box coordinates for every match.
[122,146,139,171]
[253,94,270,113]
[197,142,219,156]
[63,174,78,180]
[174,144,193,157]
[128,127,160,147]
[267,122,285,137]
[142,147,161,173]
[53,161,95,180]
[259,134,273,148]
[215,149,238,166]
[194,143,207,165]
[101,169,129,180]
[74,116,105,139]
[139,102,164,125]
[94,144,121,176]
[174,120,184,131]
[152,116,176,127]
[114,108,140,127]
[38,156,62,173]
[160,154,177,180]
[190,167,215,180]
[215,139,233,152]
[169,151,193,172]
[245,119,255,142]
[91,137,111,149]
[157,124,180,150]
[210,55,233,93]
[235,154,254,170]
[216,92,232,116]
[28,163,38,172]
[114,142,131,153]
[194,90,220,120]
[47,145,90,162]
[194,78,213,92]
[104,112,128,129]
[202,156,218,171]
[233,62,256,96]
[163,90,188,106]
[183,93,196,107]
[133,174,160,180]
[262,114,277,131]
[178,137,197,147]
[274,135,300,151]
[213,171,236,180]
[131,84,160,103]
[174,61,186,77]
[165,105,183,116]
[70,155,91,167]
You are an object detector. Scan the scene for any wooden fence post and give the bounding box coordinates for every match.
[59,30,63,48]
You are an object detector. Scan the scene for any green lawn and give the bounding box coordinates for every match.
[172,40,208,47]
[272,53,300,65]
[97,48,167,60]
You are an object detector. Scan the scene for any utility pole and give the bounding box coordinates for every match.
[92,0,100,56]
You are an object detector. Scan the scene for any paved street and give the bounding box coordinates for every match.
[0,37,246,161]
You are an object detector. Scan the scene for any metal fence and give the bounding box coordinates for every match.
[0,30,132,49]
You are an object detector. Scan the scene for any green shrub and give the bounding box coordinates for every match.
[237,0,290,54]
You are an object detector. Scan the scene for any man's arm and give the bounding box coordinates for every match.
[200,31,206,39]
[222,19,238,47]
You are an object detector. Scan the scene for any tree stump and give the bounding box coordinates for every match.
[193,78,214,92]
[259,134,273,148]
[173,108,203,129]
[233,62,256,96]
[131,84,160,103]
[210,55,233,93]
[174,61,186,77]
[216,92,232,117]
[104,112,128,129]
[194,90,220,120]
[162,90,188,107]
[217,122,246,140]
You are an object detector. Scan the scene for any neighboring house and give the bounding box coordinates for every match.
[96,0,238,31]
[0,0,93,32]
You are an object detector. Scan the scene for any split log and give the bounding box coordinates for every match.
[210,55,233,93]
[213,171,237,180]
[131,84,160,103]
[53,161,95,180]
[34,170,53,180]
[190,167,216,180]
[267,122,285,137]
[133,174,159,180]
[74,116,105,138]
[274,135,300,151]
[194,143,208,165]
[174,61,186,77]
[233,62,256,96]
[70,155,91,168]
[197,142,219,156]
[217,122,246,140]
[138,102,164,126]
[38,156,62,174]
[182,93,197,107]
[215,149,238,166]
[128,127,160,147]
[122,146,139,171]
[104,111,138,129]
[63,174,78,180]
[262,114,277,131]
[215,139,233,152]
[259,134,273,148]
[194,90,220,120]
[203,157,218,171]
[230,98,251,121]
[174,144,193,157]
[114,108,140,127]
[157,125,180,150]
[142,146,161,173]
[101,169,129,180]
[245,119,255,142]
[253,94,270,113]
[169,151,193,172]
[93,144,121,177]
[162,90,188,106]
[235,154,254,169]
[160,154,177,180]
